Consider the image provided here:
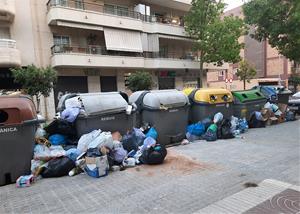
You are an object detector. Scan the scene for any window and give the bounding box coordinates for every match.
[218,70,225,77]
[53,35,70,46]
[53,0,67,6]
[75,0,84,9]
[104,4,129,17]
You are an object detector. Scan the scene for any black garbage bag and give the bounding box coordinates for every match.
[217,119,235,139]
[140,144,167,165]
[41,157,75,178]
[249,113,266,128]
[44,119,76,137]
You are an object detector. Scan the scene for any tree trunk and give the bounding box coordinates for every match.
[36,96,40,114]
[198,57,204,88]
[243,79,246,90]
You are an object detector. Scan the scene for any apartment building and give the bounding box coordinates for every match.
[207,6,293,90]
[0,0,227,119]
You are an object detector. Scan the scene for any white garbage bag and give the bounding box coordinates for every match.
[77,129,102,153]
[88,132,114,150]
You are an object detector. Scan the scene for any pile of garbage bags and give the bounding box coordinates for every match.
[185,112,249,142]
[16,120,167,188]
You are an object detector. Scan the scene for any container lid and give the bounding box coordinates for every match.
[0,95,37,125]
[192,88,233,104]
[76,92,128,115]
[182,87,195,97]
[130,90,189,110]
[232,89,266,103]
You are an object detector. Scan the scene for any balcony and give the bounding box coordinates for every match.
[0,0,15,22]
[46,0,188,37]
[50,45,200,69]
[0,39,21,67]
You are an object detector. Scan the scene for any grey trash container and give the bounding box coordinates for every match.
[0,96,43,186]
[129,90,190,146]
[59,92,135,137]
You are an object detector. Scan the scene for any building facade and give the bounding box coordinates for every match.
[207,6,293,90]
[0,0,227,119]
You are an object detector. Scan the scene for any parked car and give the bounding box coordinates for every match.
[288,92,300,114]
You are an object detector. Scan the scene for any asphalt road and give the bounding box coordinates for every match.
[1,120,299,213]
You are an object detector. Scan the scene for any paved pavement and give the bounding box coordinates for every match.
[0,120,299,213]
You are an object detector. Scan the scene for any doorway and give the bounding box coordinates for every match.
[158,77,175,89]
[100,76,117,92]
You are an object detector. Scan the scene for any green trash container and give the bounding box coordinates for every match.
[129,90,190,146]
[183,88,233,123]
[0,96,43,186]
[232,89,267,120]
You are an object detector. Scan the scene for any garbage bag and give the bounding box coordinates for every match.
[142,137,156,152]
[140,144,167,165]
[86,148,102,157]
[66,148,81,162]
[213,112,224,124]
[88,132,114,150]
[44,119,76,137]
[121,132,139,152]
[186,123,205,136]
[217,119,235,139]
[145,127,158,140]
[186,132,201,142]
[121,128,146,152]
[77,129,102,153]
[65,96,83,109]
[230,116,239,133]
[286,111,296,121]
[202,124,218,141]
[33,144,66,161]
[61,107,80,123]
[113,147,127,163]
[35,127,46,138]
[49,134,67,146]
[238,118,248,133]
[201,118,213,130]
[249,112,266,128]
[41,157,75,178]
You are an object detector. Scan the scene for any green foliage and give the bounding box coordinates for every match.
[236,60,257,90]
[11,65,57,111]
[289,73,300,92]
[185,0,246,66]
[243,0,300,63]
[127,71,152,92]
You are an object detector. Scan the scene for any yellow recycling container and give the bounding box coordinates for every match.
[186,88,233,123]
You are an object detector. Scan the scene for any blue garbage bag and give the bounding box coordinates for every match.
[145,127,158,140]
[238,118,248,133]
[186,123,206,136]
[49,134,67,145]
[66,148,81,162]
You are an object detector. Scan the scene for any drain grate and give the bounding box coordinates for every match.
[244,189,300,214]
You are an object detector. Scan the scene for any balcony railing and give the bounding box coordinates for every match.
[46,0,184,27]
[0,39,17,49]
[51,44,198,61]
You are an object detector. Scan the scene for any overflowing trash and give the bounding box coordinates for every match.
[16,120,168,187]
[10,89,298,188]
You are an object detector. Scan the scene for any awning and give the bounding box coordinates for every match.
[141,33,159,52]
[158,34,194,42]
[56,21,104,31]
[104,28,143,53]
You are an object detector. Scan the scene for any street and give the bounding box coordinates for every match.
[1,120,299,213]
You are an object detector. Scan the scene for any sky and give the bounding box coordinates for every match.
[224,0,245,11]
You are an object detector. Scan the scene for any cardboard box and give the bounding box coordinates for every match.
[266,117,278,126]
[278,103,288,113]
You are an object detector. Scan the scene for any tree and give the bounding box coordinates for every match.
[289,74,300,93]
[11,64,57,112]
[236,60,257,90]
[184,0,246,87]
[127,71,152,92]
[243,0,300,66]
